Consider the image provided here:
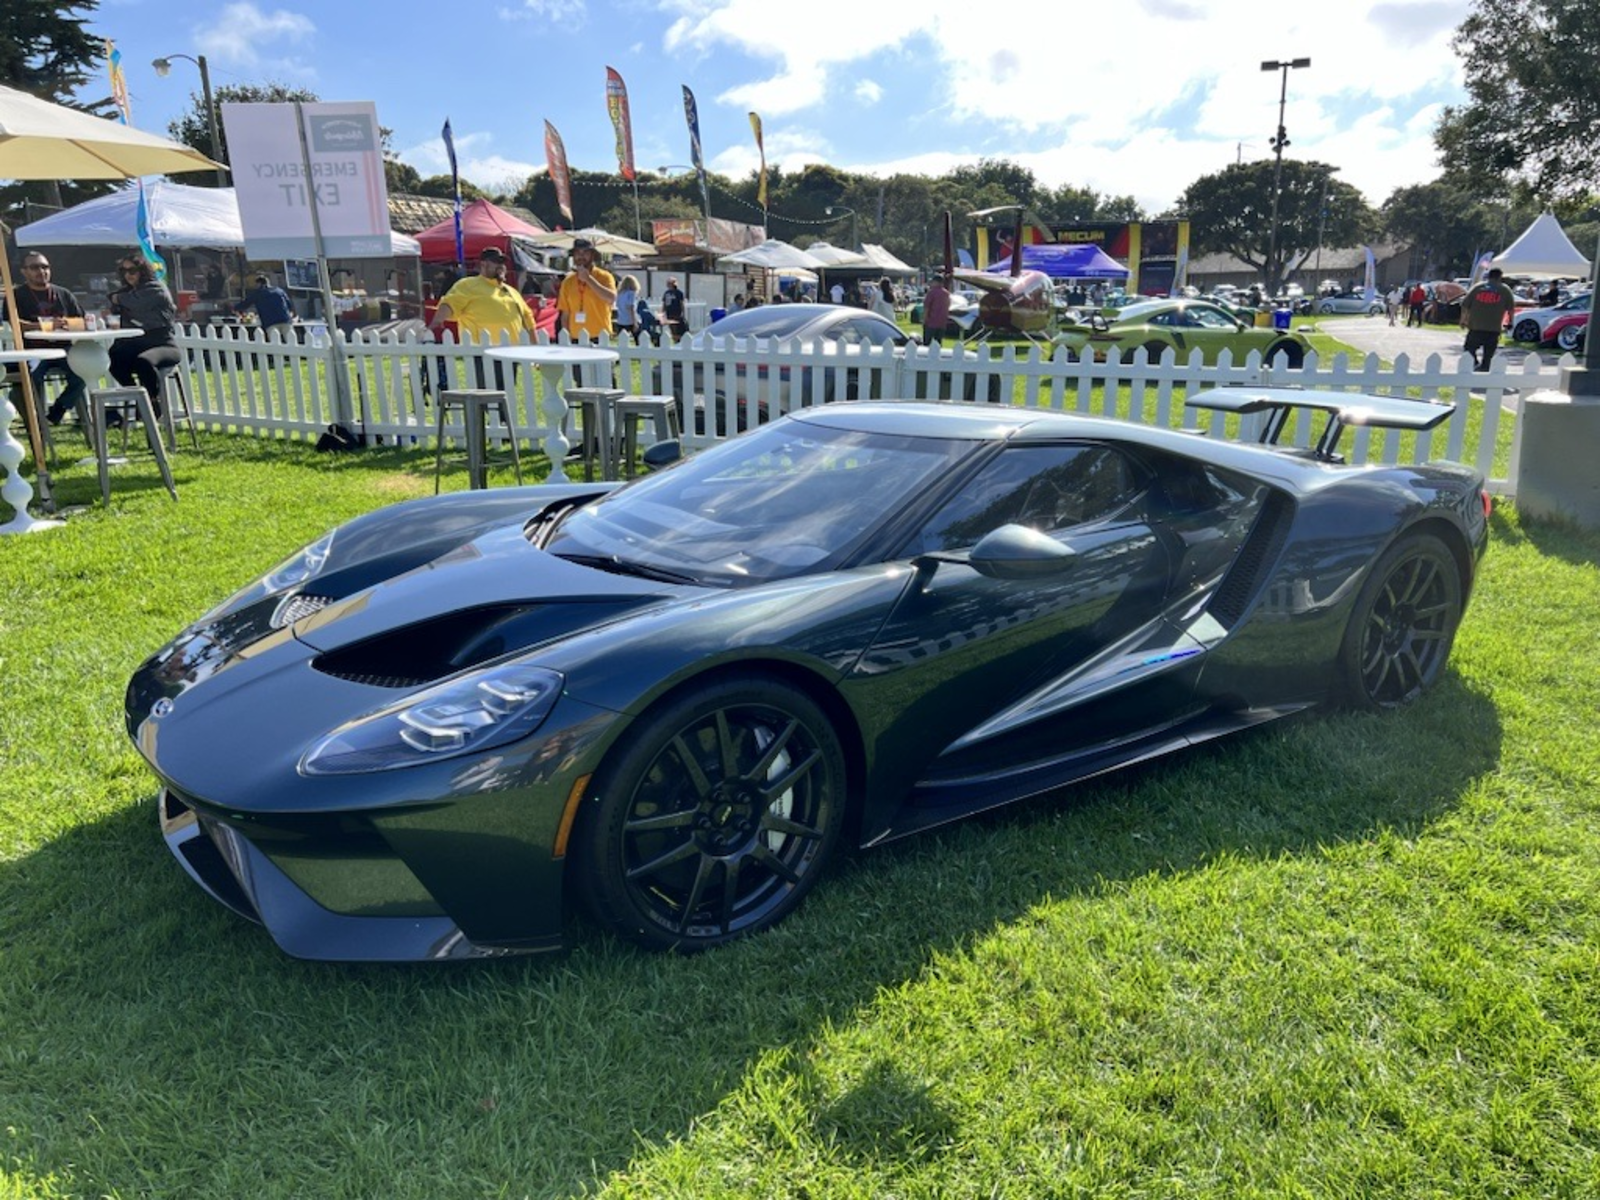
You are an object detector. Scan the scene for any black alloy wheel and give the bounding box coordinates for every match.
[1339,532,1463,710]
[1512,318,1540,343]
[1268,340,1306,368]
[573,676,847,951]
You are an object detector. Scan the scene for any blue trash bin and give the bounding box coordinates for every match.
[1272,307,1291,330]
[709,307,727,324]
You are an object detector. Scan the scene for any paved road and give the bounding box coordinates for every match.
[1315,313,1544,372]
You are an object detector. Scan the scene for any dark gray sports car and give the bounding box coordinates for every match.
[126,393,1489,960]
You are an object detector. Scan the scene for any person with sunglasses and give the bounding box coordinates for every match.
[1,251,86,424]
[107,256,179,417]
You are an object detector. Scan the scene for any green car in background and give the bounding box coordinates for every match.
[1055,298,1309,367]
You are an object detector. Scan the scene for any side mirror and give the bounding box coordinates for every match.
[968,524,1076,580]
[641,440,683,470]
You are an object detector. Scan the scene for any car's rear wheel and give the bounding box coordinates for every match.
[1512,318,1540,343]
[1338,532,1462,710]
[1267,339,1305,368]
[1557,323,1586,352]
[572,676,847,951]
[1141,340,1169,364]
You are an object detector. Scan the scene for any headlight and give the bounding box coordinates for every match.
[201,531,337,622]
[300,664,563,776]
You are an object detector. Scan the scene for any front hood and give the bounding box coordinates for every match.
[290,524,678,654]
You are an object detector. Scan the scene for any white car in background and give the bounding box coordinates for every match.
[1316,291,1386,316]
[1511,292,1593,343]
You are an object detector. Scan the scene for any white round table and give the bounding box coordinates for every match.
[1,347,68,534]
[29,327,143,394]
[485,344,620,482]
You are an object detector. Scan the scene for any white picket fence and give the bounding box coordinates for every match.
[173,323,1576,496]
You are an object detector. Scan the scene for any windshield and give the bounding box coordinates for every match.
[544,419,976,586]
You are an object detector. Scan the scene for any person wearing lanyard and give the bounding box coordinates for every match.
[555,238,616,343]
[430,246,535,388]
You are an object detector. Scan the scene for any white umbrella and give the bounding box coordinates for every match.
[1,83,221,529]
[718,239,828,271]
[523,227,657,257]
[0,83,222,178]
[802,240,871,268]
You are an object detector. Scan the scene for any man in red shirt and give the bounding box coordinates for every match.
[922,275,952,345]
[1406,283,1427,327]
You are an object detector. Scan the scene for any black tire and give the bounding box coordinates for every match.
[1267,339,1305,368]
[1512,318,1540,343]
[1338,532,1463,710]
[572,676,847,951]
[1141,340,1168,364]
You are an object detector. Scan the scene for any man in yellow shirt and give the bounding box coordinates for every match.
[430,246,534,389]
[556,237,617,342]
[430,247,534,343]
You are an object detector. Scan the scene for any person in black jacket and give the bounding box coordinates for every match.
[2,251,86,423]
[108,255,179,415]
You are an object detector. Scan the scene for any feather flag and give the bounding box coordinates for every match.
[441,118,464,265]
[134,180,166,281]
[748,111,766,211]
[682,86,710,222]
[105,40,130,123]
[605,67,635,182]
[1361,244,1377,302]
[544,121,574,225]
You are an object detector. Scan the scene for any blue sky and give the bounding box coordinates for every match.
[86,0,1471,214]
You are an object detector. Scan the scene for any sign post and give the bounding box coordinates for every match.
[222,100,393,433]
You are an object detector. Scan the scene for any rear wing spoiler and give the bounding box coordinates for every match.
[1186,386,1455,461]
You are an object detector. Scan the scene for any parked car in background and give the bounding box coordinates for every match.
[1316,291,1386,316]
[673,303,999,430]
[1055,298,1309,366]
[1540,311,1589,353]
[1511,292,1593,343]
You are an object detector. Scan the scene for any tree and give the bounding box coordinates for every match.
[166,82,318,184]
[1435,0,1600,200]
[1380,179,1535,278]
[414,174,484,202]
[0,1,112,220]
[384,158,423,196]
[1180,161,1375,293]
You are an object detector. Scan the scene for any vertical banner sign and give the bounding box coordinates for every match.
[748,111,766,211]
[105,41,130,123]
[1362,244,1378,301]
[223,101,393,259]
[441,118,463,265]
[544,120,574,226]
[682,86,710,223]
[605,67,635,181]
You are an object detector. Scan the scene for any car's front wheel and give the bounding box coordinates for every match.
[572,675,847,951]
[1338,532,1463,710]
[1512,318,1540,343]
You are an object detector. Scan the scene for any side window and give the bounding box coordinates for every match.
[909,445,1142,555]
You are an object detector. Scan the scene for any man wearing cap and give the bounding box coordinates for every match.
[234,273,295,338]
[555,238,617,342]
[430,246,535,345]
[1459,267,1517,373]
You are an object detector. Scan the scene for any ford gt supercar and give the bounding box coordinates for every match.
[127,396,1489,960]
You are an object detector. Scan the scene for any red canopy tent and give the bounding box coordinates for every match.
[412,197,548,264]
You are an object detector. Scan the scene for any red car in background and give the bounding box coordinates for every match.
[1540,311,1589,353]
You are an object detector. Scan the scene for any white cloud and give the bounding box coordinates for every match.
[498,0,587,25]
[193,3,315,72]
[402,130,539,191]
[656,0,1468,210]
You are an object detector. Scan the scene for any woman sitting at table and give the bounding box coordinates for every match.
[108,255,179,416]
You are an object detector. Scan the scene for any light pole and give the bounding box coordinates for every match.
[826,205,858,251]
[153,53,227,186]
[1261,56,1309,297]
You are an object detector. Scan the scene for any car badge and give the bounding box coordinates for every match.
[151,698,175,719]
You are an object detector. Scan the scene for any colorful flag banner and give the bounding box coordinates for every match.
[682,86,710,222]
[441,118,464,264]
[748,111,766,210]
[544,120,574,226]
[135,179,167,281]
[105,40,130,124]
[605,67,635,182]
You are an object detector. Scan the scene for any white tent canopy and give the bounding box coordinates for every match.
[1491,212,1592,279]
[858,243,917,276]
[718,239,827,271]
[18,180,421,257]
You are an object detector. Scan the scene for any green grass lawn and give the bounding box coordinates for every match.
[2,426,1598,1198]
